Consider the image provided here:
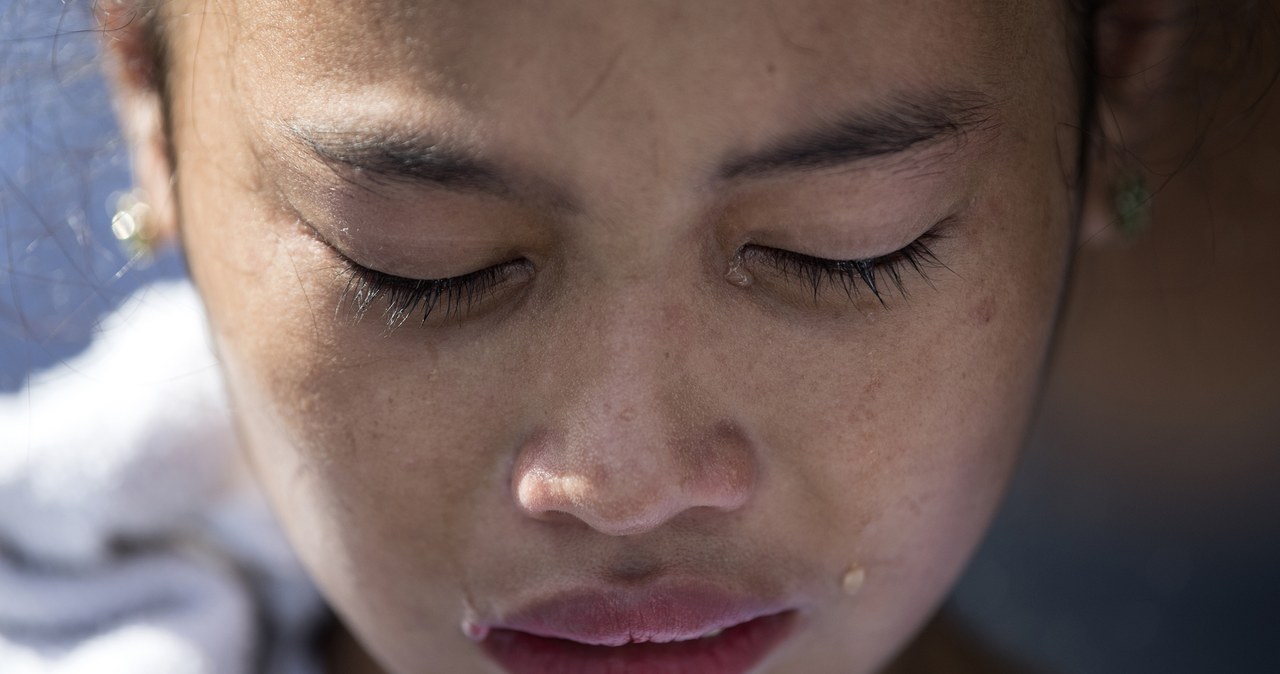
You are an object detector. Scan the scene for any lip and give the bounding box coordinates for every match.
[474,585,800,674]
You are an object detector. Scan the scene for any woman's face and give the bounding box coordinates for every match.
[162,1,1077,672]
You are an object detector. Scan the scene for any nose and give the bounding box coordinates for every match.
[512,412,756,536]
[510,289,757,536]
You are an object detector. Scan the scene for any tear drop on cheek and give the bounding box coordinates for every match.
[461,617,490,642]
[725,255,754,288]
[841,564,867,597]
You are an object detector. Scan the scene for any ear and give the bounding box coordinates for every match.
[1079,0,1197,245]
[97,1,178,244]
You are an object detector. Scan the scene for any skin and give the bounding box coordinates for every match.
[143,1,1083,672]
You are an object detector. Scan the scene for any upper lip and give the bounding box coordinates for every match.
[480,582,797,647]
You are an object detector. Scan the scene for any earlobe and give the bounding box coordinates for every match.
[97,1,178,246]
[1078,0,1194,246]
[1078,144,1153,246]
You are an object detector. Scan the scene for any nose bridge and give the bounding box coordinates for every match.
[554,261,702,421]
[583,276,686,400]
[512,284,756,536]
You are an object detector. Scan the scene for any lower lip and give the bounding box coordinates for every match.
[480,610,796,674]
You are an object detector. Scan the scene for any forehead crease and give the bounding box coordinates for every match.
[233,0,463,80]
[229,0,1028,74]
[200,0,1054,170]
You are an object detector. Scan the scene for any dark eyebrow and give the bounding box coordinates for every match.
[283,89,996,203]
[287,126,515,196]
[720,90,999,180]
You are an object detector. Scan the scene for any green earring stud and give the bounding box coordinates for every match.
[1112,172,1151,238]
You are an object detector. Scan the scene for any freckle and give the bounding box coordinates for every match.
[765,62,777,74]
[973,296,996,325]
[863,376,882,397]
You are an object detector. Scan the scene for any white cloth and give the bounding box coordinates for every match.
[0,281,327,674]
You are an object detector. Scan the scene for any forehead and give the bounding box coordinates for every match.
[213,0,1047,108]
[231,1,1027,72]
[173,0,1063,193]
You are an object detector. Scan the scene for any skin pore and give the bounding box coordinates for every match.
[131,1,1083,672]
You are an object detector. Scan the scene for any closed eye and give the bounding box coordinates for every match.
[743,228,949,306]
[333,255,533,329]
[323,226,948,332]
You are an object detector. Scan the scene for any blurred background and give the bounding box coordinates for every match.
[0,2,186,391]
[2,2,1277,673]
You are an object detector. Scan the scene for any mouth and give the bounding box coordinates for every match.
[471,586,800,674]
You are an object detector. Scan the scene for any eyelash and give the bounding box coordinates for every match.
[745,230,947,306]
[335,258,528,329]
[332,231,946,329]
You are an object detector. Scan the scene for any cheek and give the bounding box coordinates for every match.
[752,194,1069,622]
[205,246,498,501]
[182,186,518,629]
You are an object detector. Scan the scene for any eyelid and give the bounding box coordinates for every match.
[331,250,532,329]
[296,215,529,329]
[742,228,948,305]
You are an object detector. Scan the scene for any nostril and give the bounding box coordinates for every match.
[510,421,758,536]
[514,466,665,536]
[518,481,688,537]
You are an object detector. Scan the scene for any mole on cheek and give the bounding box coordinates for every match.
[972,296,996,326]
